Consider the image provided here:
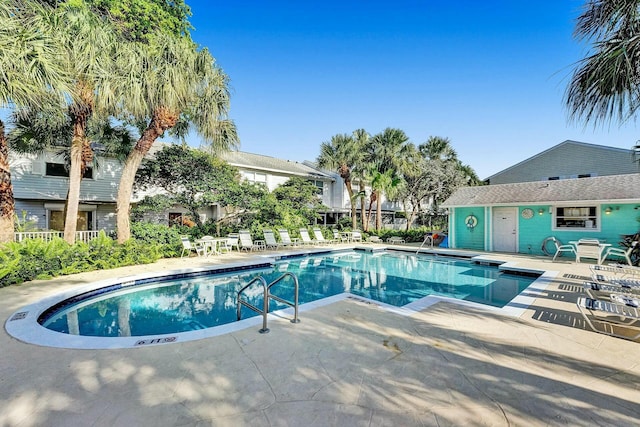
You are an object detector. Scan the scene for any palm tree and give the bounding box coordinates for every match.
[0,1,70,243]
[366,128,411,231]
[317,133,360,229]
[565,0,640,126]
[114,36,238,243]
[20,4,121,244]
[351,129,370,230]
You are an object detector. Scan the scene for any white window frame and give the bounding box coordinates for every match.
[551,205,600,232]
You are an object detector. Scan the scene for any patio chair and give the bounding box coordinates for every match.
[583,281,640,300]
[313,228,333,245]
[263,229,282,250]
[551,238,577,262]
[575,239,606,264]
[180,236,206,258]
[333,229,348,243]
[238,230,258,251]
[299,229,318,245]
[278,229,297,247]
[602,241,638,266]
[226,234,240,251]
[576,296,640,341]
[351,230,363,243]
[386,236,405,245]
[590,264,640,288]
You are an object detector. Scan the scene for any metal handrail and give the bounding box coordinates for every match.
[236,272,301,334]
[237,276,269,333]
[267,272,300,324]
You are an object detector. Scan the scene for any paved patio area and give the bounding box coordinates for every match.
[1,246,639,426]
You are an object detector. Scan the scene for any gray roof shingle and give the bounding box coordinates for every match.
[220,151,333,180]
[442,173,640,207]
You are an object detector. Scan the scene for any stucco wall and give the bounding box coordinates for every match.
[452,204,640,255]
[453,207,485,250]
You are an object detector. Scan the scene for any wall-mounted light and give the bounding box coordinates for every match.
[538,208,545,215]
[605,206,612,215]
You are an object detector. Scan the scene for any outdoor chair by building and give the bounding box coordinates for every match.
[333,229,348,243]
[180,236,206,257]
[278,229,297,247]
[551,238,576,262]
[583,281,640,300]
[226,234,240,251]
[238,230,259,251]
[602,241,638,266]
[576,296,640,341]
[313,228,333,245]
[575,239,606,264]
[299,229,318,245]
[387,236,405,245]
[263,229,282,250]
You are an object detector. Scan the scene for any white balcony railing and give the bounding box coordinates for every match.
[14,230,103,244]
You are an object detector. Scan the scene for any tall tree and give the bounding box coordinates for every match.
[418,136,479,228]
[317,133,360,229]
[0,0,70,243]
[134,144,239,226]
[23,3,121,244]
[565,0,640,126]
[352,129,370,231]
[365,128,411,231]
[114,36,238,243]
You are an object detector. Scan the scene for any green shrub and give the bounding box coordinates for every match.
[130,221,182,258]
[0,232,164,288]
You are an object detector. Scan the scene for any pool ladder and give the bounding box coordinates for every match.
[237,272,300,334]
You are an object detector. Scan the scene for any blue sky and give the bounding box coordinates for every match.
[185,1,638,179]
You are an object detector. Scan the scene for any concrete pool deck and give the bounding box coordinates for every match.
[1,245,639,426]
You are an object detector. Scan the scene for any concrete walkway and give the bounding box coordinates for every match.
[1,247,639,426]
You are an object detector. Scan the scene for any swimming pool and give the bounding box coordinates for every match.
[39,251,535,334]
[7,249,551,348]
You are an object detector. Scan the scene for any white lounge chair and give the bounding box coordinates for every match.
[278,229,297,247]
[180,236,206,257]
[602,241,638,266]
[386,236,405,245]
[263,229,282,250]
[583,281,640,300]
[238,230,259,251]
[299,229,318,245]
[313,228,333,245]
[590,264,640,288]
[576,296,640,341]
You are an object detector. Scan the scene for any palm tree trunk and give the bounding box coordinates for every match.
[64,131,84,244]
[0,121,16,243]
[116,107,178,243]
[366,191,376,231]
[344,180,357,229]
[375,190,382,231]
[64,82,94,244]
[359,181,366,231]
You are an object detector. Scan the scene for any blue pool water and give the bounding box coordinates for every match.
[41,251,536,337]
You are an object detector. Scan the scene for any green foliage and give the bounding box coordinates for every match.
[0,232,162,287]
[83,0,193,43]
[14,210,39,232]
[135,145,243,226]
[130,221,182,257]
